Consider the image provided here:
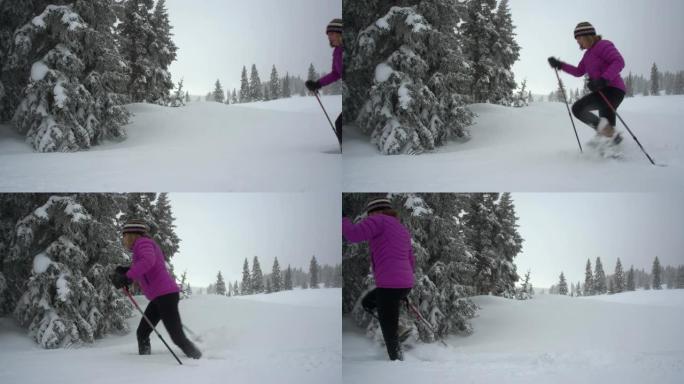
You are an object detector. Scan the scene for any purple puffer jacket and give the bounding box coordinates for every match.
[342,215,415,288]
[319,46,343,86]
[561,39,625,92]
[126,237,179,300]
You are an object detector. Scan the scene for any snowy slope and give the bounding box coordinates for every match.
[343,290,684,384]
[343,96,684,192]
[0,289,341,384]
[0,95,341,192]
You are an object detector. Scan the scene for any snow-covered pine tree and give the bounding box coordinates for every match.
[215,271,226,295]
[346,2,474,154]
[627,265,636,291]
[269,65,280,100]
[517,270,532,300]
[6,194,132,348]
[513,79,528,107]
[463,193,521,297]
[558,272,568,295]
[307,63,318,82]
[170,78,185,107]
[625,72,635,97]
[594,257,607,294]
[213,80,225,103]
[309,255,319,288]
[241,258,251,295]
[119,0,177,104]
[489,0,520,105]
[239,66,249,103]
[652,256,662,289]
[614,257,625,293]
[8,1,130,152]
[282,73,291,98]
[249,64,262,102]
[677,266,684,289]
[148,0,177,105]
[231,88,238,104]
[251,256,264,293]
[233,281,239,295]
[271,257,282,292]
[284,265,293,290]
[179,270,188,299]
[575,282,581,297]
[118,0,155,102]
[584,258,594,295]
[150,193,180,268]
[650,63,660,96]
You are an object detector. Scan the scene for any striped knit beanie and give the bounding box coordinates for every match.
[574,22,596,38]
[122,219,149,235]
[326,18,343,34]
[366,198,393,215]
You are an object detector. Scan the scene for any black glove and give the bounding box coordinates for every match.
[111,265,132,289]
[305,80,321,92]
[587,78,608,92]
[547,57,563,70]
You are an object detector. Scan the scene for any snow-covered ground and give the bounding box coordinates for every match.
[343,289,684,384]
[0,288,341,384]
[343,95,684,192]
[0,95,341,192]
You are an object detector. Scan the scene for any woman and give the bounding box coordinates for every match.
[548,22,626,148]
[342,198,414,361]
[112,219,201,359]
[306,18,343,147]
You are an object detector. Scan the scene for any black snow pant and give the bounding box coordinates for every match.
[335,113,342,147]
[136,292,199,358]
[571,87,625,129]
[361,287,412,361]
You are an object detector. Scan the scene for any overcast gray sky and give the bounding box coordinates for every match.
[509,0,684,95]
[169,193,341,287]
[512,193,684,288]
[166,0,341,95]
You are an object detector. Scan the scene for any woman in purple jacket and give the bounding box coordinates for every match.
[306,18,343,146]
[112,219,201,359]
[342,198,415,361]
[548,22,626,146]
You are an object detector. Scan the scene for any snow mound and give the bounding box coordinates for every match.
[0,95,341,192]
[344,289,684,384]
[0,289,341,384]
[343,95,684,192]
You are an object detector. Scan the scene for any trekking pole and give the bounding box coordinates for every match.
[404,298,448,347]
[123,287,183,365]
[597,90,657,166]
[313,91,342,152]
[554,68,583,153]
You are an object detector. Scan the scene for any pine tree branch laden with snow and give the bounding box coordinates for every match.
[7,2,130,152]
[8,194,132,348]
[348,4,474,155]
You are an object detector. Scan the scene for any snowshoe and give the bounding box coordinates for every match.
[182,342,202,359]
[596,134,623,159]
[138,338,151,355]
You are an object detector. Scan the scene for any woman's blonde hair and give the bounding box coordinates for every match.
[579,34,602,45]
